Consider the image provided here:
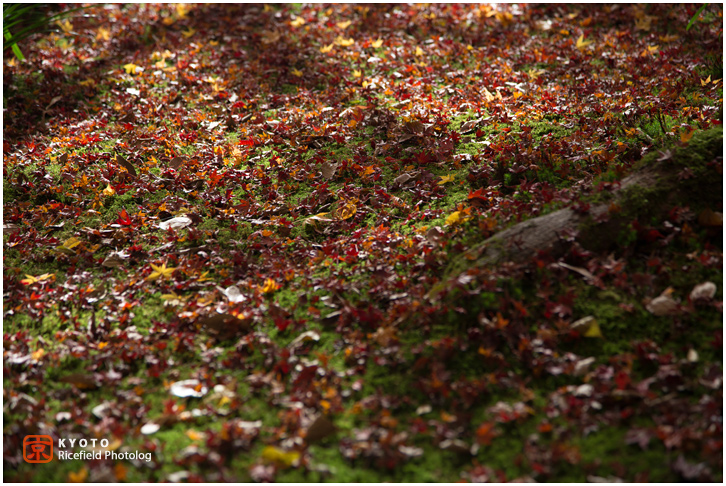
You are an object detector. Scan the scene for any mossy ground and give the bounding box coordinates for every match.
[4,3,723,483]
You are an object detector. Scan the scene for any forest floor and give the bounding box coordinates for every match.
[3,4,723,482]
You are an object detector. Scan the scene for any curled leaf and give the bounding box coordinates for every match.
[170,379,208,398]
[158,216,192,231]
[690,281,716,301]
[571,316,603,338]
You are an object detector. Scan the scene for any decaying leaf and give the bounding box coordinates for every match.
[646,288,679,316]
[198,312,251,339]
[321,161,339,179]
[689,281,716,301]
[170,379,209,398]
[697,208,722,227]
[159,216,192,231]
[304,414,336,443]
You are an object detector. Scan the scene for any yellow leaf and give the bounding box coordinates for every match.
[56,237,81,255]
[182,27,196,38]
[96,27,111,41]
[98,342,109,350]
[32,348,45,361]
[103,184,116,196]
[338,202,357,220]
[352,69,362,78]
[438,174,455,185]
[647,44,659,55]
[583,321,604,338]
[320,43,334,53]
[60,236,82,250]
[262,446,300,467]
[701,75,712,87]
[123,63,141,75]
[310,212,331,220]
[79,78,96,87]
[21,273,55,285]
[290,16,306,27]
[576,34,593,50]
[371,38,383,48]
[57,19,73,34]
[337,20,352,29]
[186,429,204,441]
[260,278,280,294]
[680,128,695,143]
[336,36,355,47]
[415,46,424,56]
[527,68,545,80]
[446,211,461,225]
[571,316,604,338]
[291,67,303,77]
[146,263,176,282]
[68,467,88,483]
[176,3,190,18]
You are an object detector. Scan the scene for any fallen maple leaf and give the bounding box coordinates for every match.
[262,446,300,467]
[446,211,469,226]
[68,467,88,483]
[576,34,593,50]
[123,63,142,75]
[147,263,176,282]
[56,236,82,255]
[290,16,306,27]
[336,201,357,220]
[21,273,55,285]
[260,278,280,294]
[438,174,455,185]
[96,26,111,41]
[697,208,722,227]
[335,36,355,47]
[320,43,334,53]
[371,38,383,48]
[646,288,679,316]
[690,281,717,301]
[571,316,604,338]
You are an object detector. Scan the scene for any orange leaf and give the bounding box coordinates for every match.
[68,467,88,483]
